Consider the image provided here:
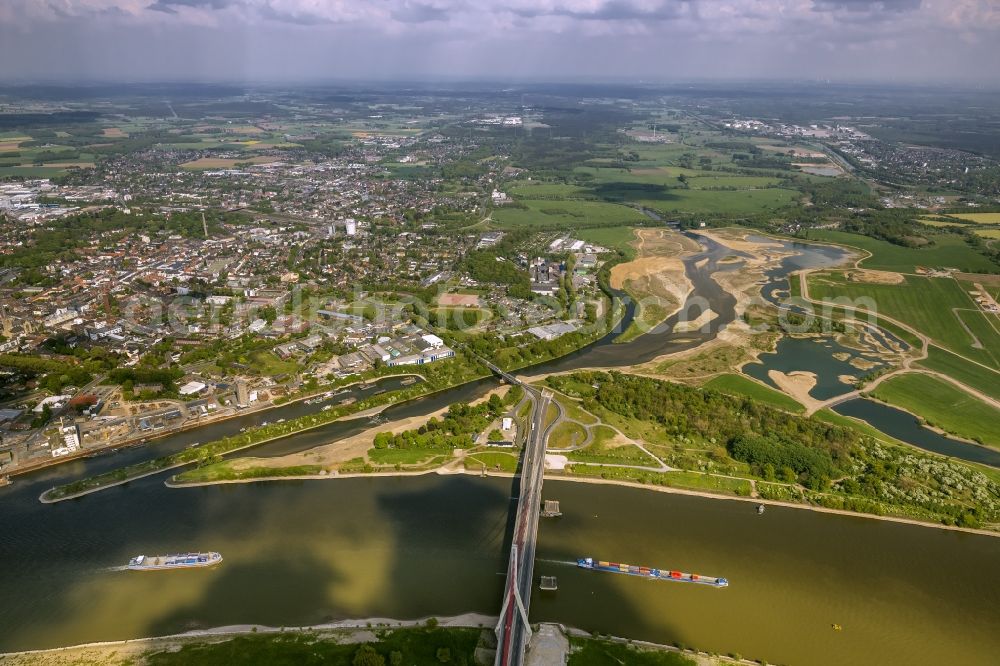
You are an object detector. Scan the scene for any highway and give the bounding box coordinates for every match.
[484,359,553,666]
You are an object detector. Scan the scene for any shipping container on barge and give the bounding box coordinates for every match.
[577,557,727,587]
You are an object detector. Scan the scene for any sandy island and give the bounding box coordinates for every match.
[609,228,697,326]
[767,370,821,411]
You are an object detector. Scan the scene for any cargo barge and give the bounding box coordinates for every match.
[128,552,222,571]
[577,557,728,587]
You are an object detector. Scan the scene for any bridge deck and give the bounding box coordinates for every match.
[493,366,551,666]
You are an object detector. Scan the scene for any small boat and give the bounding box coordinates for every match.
[831,624,843,632]
[128,552,222,571]
[0,475,11,488]
[757,504,765,515]
[321,405,333,411]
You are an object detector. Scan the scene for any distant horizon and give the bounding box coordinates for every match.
[2,77,1000,92]
[2,1,999,86]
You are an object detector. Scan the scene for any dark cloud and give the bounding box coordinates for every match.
[256,2,337,26]
[391,2,449,24]
[147,0,235,14]
[510,0,688,22]
[812,0,922,12]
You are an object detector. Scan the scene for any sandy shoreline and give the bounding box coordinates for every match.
[766,369,821,412]
[0,615,753,666]
[0,613,498,664]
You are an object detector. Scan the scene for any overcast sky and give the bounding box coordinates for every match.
[1,1,999,84]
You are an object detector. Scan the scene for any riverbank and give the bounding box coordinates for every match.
[9,373,426,481]
[164,459,1000,538]
[37,376,442,503]
[0,615,753,666]
[544,473,1000,538]
[0,614,495,666]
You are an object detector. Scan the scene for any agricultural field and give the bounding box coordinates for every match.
[806,272,1000,369]
[871,373,1000,449]
[507,181,585,198]
[568,164,800,215]
[180,156,281,169]
[633,187,799,216]
[0,165,76,178]
[918,346,1000,401]
[492,198,647,229]
[805,229,999,273]
[946,213,1000,224]
[575,225,641,254]
[0,134,101,177]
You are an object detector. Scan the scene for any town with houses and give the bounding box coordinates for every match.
[0,114,610,476]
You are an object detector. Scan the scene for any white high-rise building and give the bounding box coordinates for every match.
[345,218,357,236]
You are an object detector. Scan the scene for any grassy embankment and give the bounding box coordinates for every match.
[169,463,323,484]
[568,635,697,665]
[918,346,1000,401]
[145,626,481,665]
[0,625,757,666]
[870,373,1000,449]
[702,373,806,414]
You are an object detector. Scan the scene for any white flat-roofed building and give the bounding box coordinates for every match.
[421,333,444,348]
[179,381,207,396]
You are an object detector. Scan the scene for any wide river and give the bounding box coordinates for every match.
[1,233,998,665]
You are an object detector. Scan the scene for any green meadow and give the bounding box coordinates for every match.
[872,373,1000,448]
[807,272,1000,369]
[918,346,1000,401]
[805,229,999,273]
[703,373,806,413]
[492,198,647,229]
